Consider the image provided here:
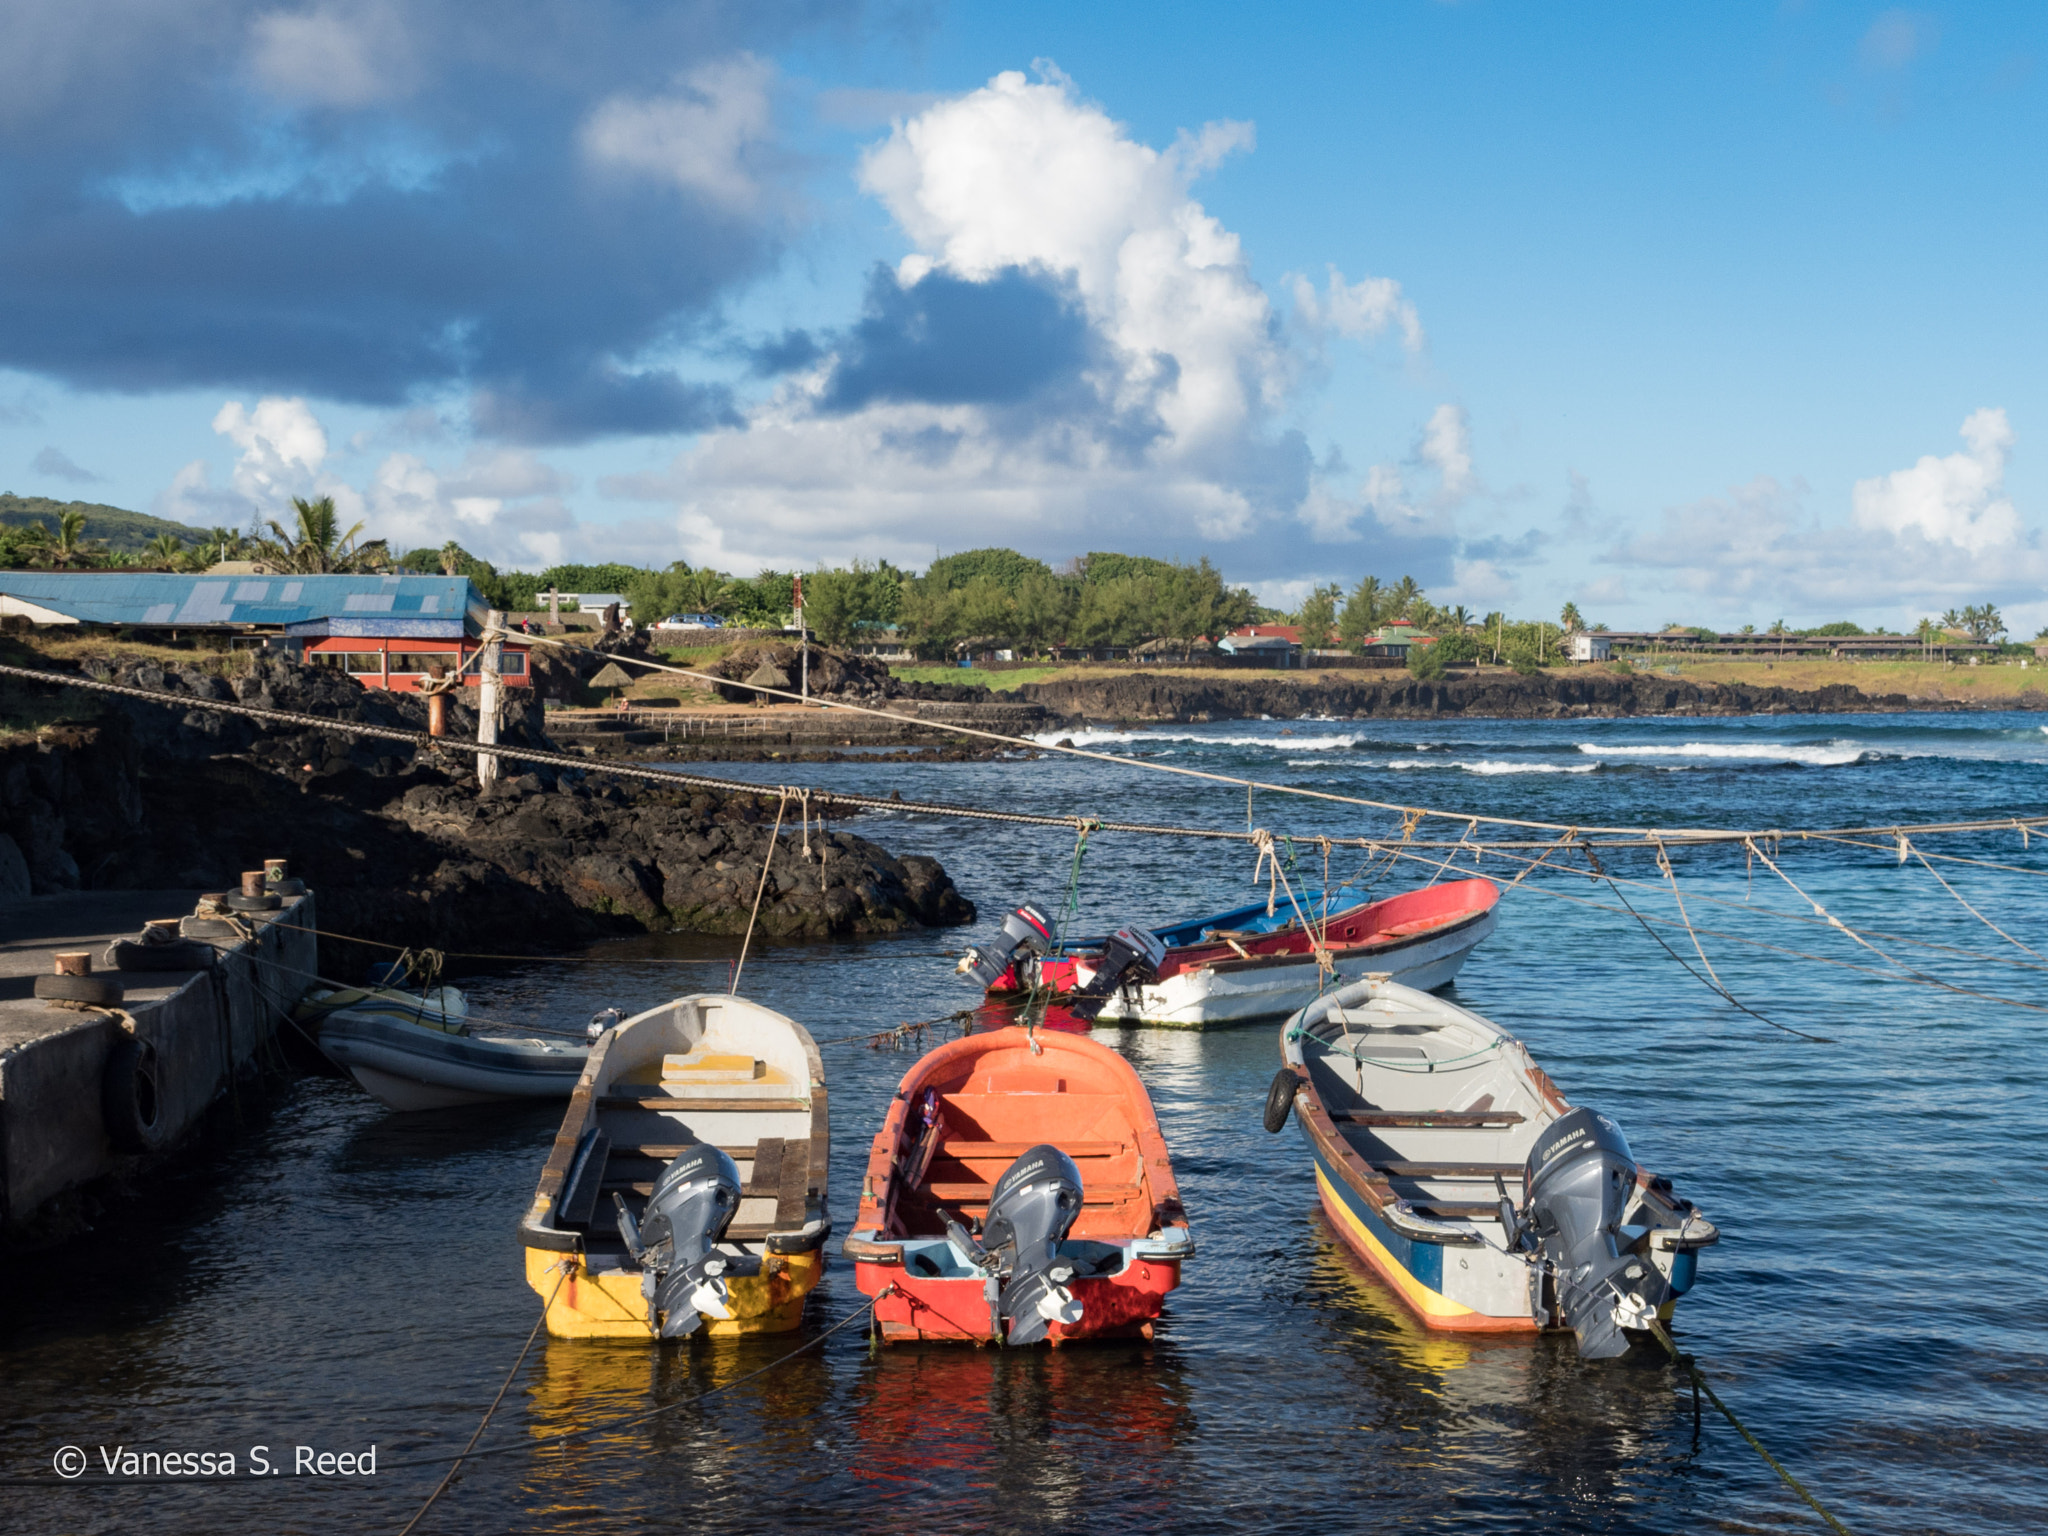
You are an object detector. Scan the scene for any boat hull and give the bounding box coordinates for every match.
[519,994,831,1340]
[1087,904,1495,1027]
[318,1014,586,1111]
[849,1026,1190,1345]
[855,1256,1180,1344]
[1281,976,1713,1344]
[1306,1136,1536,1335]
[525,1243,825,1339]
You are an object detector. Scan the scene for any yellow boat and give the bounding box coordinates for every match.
[520,994,829,1339]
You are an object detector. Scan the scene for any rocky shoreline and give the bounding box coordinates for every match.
[0,653,974,967]
[1011,668,2039,723]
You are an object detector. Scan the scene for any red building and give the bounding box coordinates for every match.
[302,636,532,693]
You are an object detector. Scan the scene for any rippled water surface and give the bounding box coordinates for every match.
[6,710,2048,1534]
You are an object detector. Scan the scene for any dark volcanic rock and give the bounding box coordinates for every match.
[0,651,974,957]
[1014,670,1940,723]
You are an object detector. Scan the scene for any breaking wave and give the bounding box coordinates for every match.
[1576,740,1871,767]
[1384,759,1602,776]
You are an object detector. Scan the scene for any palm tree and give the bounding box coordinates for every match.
[146,532,185,567]
[52,509,89,565]
[1446,604,1474,632]
[678,567,729,612]
[438,541,463,576]
[1387,575,1422,620]
[1559,601,1583,635]
[263,496,390,574]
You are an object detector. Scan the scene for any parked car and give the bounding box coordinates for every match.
[653,612,723,633]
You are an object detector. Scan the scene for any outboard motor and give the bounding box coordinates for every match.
[1068,926,1167,1022]
[951,1144,1086,1345]
[613,1146,759,1339]
[957,904,1055,991]
[587,1006,624,1043]
[1518,1107,1672,1359]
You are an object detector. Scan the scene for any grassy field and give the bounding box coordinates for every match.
[1652,656,2048,701]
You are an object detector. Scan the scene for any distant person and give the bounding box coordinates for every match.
[621,614,636,638]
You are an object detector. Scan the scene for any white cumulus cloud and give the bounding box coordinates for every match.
[1290,265,1423,352]
[1851,407,2020,555]
[213,395,329,505]
[633,67,1426,578]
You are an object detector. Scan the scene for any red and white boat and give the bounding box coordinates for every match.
[845,1026,1192,1344]
[981,878,1501,1028]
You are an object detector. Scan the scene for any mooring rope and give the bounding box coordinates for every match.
[1642,1316,1856,1535]
[728,790,790,995]
[396,1260,572,1535]
[20,656,2047,851]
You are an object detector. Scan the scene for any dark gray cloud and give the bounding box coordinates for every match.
[1460,527,1548,566]
[30,446,102,483]
[817,263,1102,414]
[0,1,903,442]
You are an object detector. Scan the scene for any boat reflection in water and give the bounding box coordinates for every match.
[848,1341,1193,1522]
[1302,1208,1703,1517]
[521,1332,837,1521]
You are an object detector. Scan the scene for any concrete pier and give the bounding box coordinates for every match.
[0,889,315,1232]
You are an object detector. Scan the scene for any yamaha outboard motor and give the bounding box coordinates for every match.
[613,1145,759,1338]
[952,1144,1086,1345]
[957,904,1055,991]
[1068,926,1167,1022]
[1518,1107,1672,1359]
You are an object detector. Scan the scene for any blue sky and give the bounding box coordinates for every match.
[1,2,2042,632]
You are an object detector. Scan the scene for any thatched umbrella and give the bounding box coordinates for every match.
[589,660,635,707]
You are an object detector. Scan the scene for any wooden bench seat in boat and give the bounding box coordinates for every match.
[919,1181,1144,1207]
[934,1140,1125,1160]
[1329,1110,1524,1127]
[598,1094,810,1113]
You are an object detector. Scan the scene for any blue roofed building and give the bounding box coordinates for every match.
[0,572,533,693]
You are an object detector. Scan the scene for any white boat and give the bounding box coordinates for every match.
[1008,879,1501,1028]
[518,993,829,1338]
[297,984,589,1111]
[1271,975,1719,1357]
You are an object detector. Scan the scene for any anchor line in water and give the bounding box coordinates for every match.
[9,658,2048,849]
[396,1261,572,1536]
[1641,1317,1857,1536]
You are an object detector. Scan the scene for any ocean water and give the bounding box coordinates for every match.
[5,709,2046,1534]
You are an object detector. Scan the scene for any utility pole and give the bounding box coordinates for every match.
[794,574,807,700]
[478,609,503,792]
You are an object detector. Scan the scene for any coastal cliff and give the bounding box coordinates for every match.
[1010,668,2017,723]
[0,654,973,957]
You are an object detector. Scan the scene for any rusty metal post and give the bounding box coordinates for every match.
[240,870,265,898]
[427,664,447,737]
[53,951,91,977]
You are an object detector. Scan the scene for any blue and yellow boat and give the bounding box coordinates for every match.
[1269,976,1719,1358]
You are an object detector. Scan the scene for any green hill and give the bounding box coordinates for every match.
[0,493,213,553]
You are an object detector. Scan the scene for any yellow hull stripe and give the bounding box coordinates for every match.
[1315,1165,1480,1322]
[525,1245,823,1339]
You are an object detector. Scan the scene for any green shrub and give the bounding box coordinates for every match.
[1407,643,1447,680]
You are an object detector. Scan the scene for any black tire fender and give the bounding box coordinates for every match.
[35,973,123,1006]
[103,1035,167,1153]
[224,892,282,912]
[1263,1066,1300,1134]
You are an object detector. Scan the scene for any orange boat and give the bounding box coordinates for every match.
[846,1027,1192,1344]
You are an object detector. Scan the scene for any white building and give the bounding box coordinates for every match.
[1569,632,1612,663]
